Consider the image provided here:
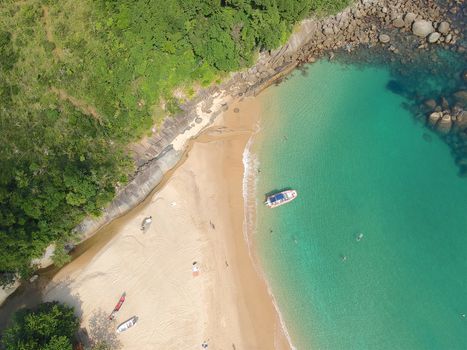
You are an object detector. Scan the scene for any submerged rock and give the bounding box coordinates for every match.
[379,33,391,43]
[412,20,435,37]
[423,99,437,110]
[440,97,449,110]
[453,91,467,107]
[455,111,467,128]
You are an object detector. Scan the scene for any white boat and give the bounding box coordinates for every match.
[116,316,138,333]
[265,190,297,208]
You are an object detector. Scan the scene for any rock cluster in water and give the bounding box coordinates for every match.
[272,0,465,177]
[423,80,467,176]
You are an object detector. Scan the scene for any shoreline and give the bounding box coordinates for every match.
[41,96,292,349]
[69,0,465,250]
[15,0,460,274]
[1,1,464,346]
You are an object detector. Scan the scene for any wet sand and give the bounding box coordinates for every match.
[43,97,291,349]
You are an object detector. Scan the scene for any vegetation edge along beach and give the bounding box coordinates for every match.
[1,0,355,290]
[1,0,465,347]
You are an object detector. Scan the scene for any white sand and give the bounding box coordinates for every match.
[44,98,291,350]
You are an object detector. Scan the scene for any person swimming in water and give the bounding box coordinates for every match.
[356,232,364,242]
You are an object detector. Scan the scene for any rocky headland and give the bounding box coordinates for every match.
[1,0,465,305]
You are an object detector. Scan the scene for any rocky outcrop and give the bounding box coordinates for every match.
[412,20,435,37]
[75,146,181,241]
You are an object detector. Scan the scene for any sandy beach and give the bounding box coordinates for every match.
[43,97,291,350]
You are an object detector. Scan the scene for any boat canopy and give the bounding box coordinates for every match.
[271,193,285,202]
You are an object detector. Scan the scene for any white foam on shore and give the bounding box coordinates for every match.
[241,128,297,350]
[241,130,259,248]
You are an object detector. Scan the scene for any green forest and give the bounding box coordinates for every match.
[0,0,350,282]
[2,302,79,350]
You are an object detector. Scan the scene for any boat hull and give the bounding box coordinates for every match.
[265,190,297,208]
[116,316,138,333]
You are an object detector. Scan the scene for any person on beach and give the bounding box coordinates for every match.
[192,261,200,277]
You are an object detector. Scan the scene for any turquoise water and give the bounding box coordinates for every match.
[254,61,467,349]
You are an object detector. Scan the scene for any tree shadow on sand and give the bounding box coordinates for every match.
[0,276,83,335]
[87,309,122,350]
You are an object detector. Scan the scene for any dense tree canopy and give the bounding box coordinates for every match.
[1,302,79,350]
[0,0,350,280]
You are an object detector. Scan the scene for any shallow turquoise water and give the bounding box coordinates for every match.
[254,61,467,350]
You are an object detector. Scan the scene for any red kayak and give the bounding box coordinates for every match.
[109,292,126,320]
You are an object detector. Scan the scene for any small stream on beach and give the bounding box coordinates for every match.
[254,60,467,349]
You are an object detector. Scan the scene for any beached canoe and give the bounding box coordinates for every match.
[109,292,126,320]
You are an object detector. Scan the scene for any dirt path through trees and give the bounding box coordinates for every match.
[42,5,64,59]
[51,87,103,123]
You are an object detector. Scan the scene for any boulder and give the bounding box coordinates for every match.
[404,12,417,26]
[437,114,452,134]
[378,33,391,43]
[438,21,450,34]
[428,111,442,126]
[428,32,441,43]
[393,17,405,28]
[412,20,435,37]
